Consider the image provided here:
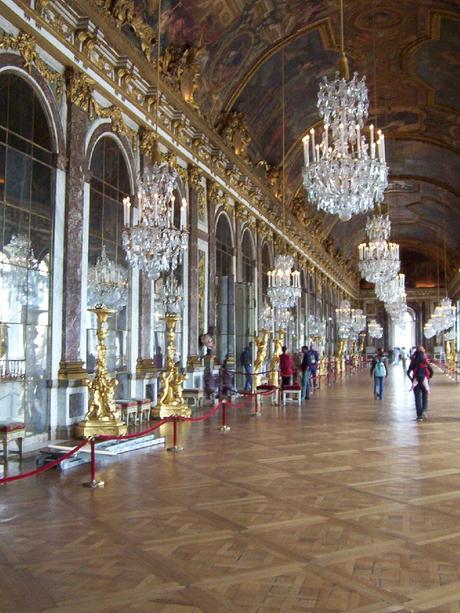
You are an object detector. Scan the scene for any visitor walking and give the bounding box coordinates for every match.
[400,346,408,370]
[300,345,311,400]
[279,346,294,387]
[370,348,388,400]
[306,344,319,387]
[407,346,433,421]
[240,342,253,391]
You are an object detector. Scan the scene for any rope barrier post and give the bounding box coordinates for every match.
[218,399,231,432]
[251,391,262,417]
[167,415,183,452]
[82,437,105,488]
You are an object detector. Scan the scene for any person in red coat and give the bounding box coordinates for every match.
[279,346,294,387]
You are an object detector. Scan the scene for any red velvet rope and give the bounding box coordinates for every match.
[179,401,222,423]
[96,417,173,441]
[0,439,88,485]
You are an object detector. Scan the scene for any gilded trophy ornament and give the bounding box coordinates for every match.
[153,314,191,419]
[75,307,127,438]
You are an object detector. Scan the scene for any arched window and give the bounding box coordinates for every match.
[241,229,254,284]
[216,214,233,277]
[0,73,55,435]
[87,136,130,394]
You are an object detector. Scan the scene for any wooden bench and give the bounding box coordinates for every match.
[0,422,25,462]
[281,383,302,406]
[182,389,204,410]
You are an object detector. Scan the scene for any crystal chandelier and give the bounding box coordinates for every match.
[260,303,274,330]
[267,255,301,309]
[426,297,456,334]
[87,246,128,310]
[303,72,388,221]
[336,299,353,338]
[275,307,292,330]
[368,319,383,339]
[161,272,183,314]
[358,215,400,283]
[375,273,405,303]
[0,233,42,303]
[351,308,366,334]
[122,163,188,279]
[309,314,326,338]
[423,322,436,339]
[385,298,407,323]
[444,328,456,341]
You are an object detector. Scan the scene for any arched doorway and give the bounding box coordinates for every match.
[390,308,416,351]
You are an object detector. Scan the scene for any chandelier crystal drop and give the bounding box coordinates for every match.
[87,246,128,310]
[358,215,400,283]
[122,162,188,280]
[267,255,301,309]
[275,307,292,330]
[351,308,366,334]
[302,72,388,221]
[368,319,383,339]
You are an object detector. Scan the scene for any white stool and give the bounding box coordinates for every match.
[281,385,302,406]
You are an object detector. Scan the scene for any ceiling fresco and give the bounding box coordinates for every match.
[127,0,459,283]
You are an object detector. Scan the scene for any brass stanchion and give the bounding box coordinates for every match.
[153,313,190,419]
[166,416,184,452]
[75,307,127,438]
[218,399,231,431]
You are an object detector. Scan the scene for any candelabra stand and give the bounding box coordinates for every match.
[153,313,190,419]
[253,328,270,389]
[75,307,127,438]
[269,328,285,387]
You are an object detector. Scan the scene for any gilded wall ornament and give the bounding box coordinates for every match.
[215,110,251,161]
[160,44,206,112]
[0,32,63,99]
[66,68,95,115]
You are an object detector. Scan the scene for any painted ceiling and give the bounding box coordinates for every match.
[133,0,460,285]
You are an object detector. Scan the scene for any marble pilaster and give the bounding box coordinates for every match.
[59,101,87,379]
[187,178,199,362]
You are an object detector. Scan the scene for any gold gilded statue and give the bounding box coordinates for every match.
[253,328,269,389]
[269,329,285,387]
[153,314,191,418]
[75,307,126,438]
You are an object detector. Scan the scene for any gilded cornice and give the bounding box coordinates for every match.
[7,0,358,298]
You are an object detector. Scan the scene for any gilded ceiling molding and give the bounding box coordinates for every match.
[0,31,64,99]
[22,0,357,298]
[93,0,155,61]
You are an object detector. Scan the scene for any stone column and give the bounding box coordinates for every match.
[59,97,87,380]
[187,166,201,367]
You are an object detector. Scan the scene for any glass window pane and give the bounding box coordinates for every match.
[0,144,5,202]
[31,161,52,216]
[8,76,33,140]
[102,197,118,241]
[6,148,31,208]
[33,97,52,151]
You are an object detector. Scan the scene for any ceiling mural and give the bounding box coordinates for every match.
[119,0,459,283]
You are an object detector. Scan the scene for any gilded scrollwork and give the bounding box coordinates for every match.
[0,32,64,99]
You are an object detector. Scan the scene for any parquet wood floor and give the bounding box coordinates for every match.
[2,365,460,612]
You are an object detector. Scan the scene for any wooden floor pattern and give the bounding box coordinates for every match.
[2,365,460,612]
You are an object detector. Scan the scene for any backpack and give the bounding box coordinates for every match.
[375,358,386,377]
